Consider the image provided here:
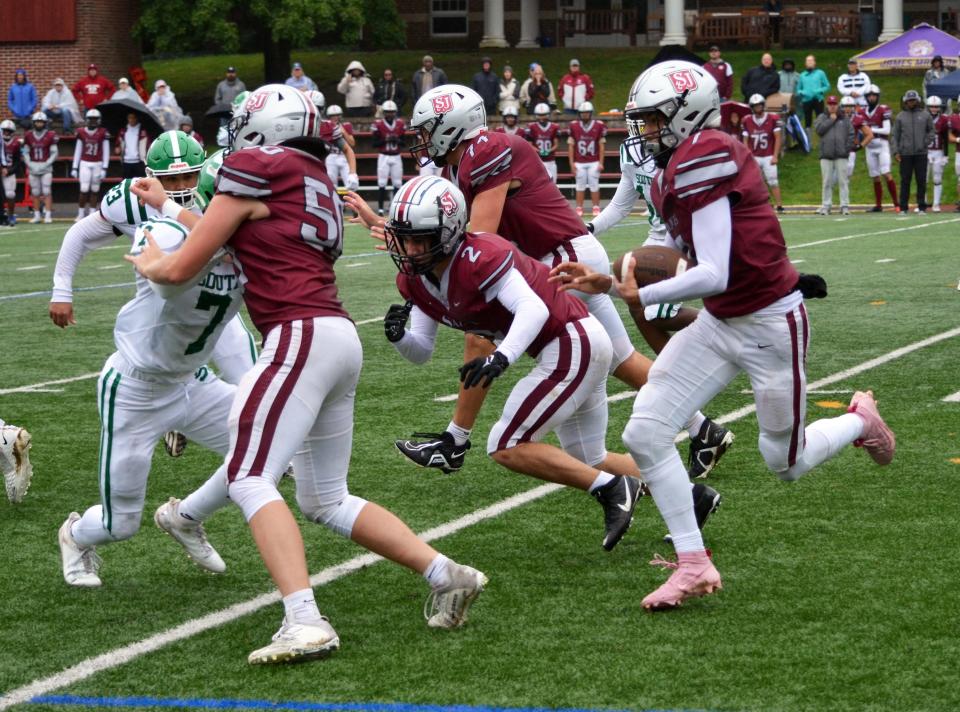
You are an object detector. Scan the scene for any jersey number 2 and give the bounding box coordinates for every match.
[185,290,232,355]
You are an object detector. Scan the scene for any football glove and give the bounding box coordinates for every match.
[459,351,509,389]
[539,148,550,158]
[384,301,413,342]
[797,273,828,299]
[70,168,78,178]
[346,173,359,190]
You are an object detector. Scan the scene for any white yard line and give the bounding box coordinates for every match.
[15,265,46,271]
[98,264,126,270]
[2,325,960,710]
[789,218,960,250]
[942,390,960,403]
[345,262,370,268]
[0,372,100,396]
[875,258,896,263]
[355,316,382,325]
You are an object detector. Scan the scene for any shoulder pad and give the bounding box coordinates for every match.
[218,147,280,198]
[131,218,188,255]
[100,179,150,227]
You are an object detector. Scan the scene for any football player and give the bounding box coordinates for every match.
[925,96,949,212]
[372,99,406,215]
[312,92,359,193]
[127,84,487,664]
[495,105,523,136]
[1,119,22,226]
[742,94,784,213]
[23,112,58,223]
[567,101,606,217]
[951,105,960,212]
[862,85,899,212]
[552,61,895,610]
[841,95,873,180]
[525,102,559,183]
[323,105,356,190]
[216,91,248,148]
[1,419,32,503]
[71,109,111,221]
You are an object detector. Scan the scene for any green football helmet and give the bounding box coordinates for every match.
[145,130,205,207]
[231,91,250,113]
[194,149,226,212]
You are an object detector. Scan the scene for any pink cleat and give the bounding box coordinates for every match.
[848,390,895,465]
[642,550,722,611]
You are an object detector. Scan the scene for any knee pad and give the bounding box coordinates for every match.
[622,414,677,471]
[297,491,367,538]
[228,476,284,522]
[564,441,607,468]
[757,430,796,480]
[108,511,142,541]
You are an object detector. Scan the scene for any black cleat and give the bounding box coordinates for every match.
[688,419,734,479]
[395,431,470,474]
[867,206,882,213]
[591,476,642,551]
[664,483,722,544]
[163,431,187,458]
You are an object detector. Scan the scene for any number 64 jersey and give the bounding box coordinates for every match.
[115,218,245,378]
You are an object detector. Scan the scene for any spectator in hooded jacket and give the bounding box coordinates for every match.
[111,77,143,103]
[374,68,407,115]
[558,58,595,115]
[498,65,520,116]
[214,66,247,107]
[472,57,500,116]
[72,64,115,111]
[42,78,80,132]
[779,58,799,95]
[8,69,37,129]
[892,90,935,213]
[741,53,780,101]
[337,60,376,117]
[147,80,182,130]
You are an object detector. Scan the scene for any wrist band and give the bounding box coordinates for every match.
[161,199,181,219]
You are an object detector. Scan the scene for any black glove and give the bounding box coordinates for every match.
[459,351,509,389]
[797,273,828,299]
[586,222,595,234]
[384,301,413,342]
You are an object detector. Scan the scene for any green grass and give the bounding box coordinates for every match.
[145,46,958,206]
[2,212,960,712]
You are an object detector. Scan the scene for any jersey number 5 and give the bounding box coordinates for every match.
[301,176,343,257]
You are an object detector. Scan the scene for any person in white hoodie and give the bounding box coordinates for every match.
[42,78,80,132]
[110,77,144,104]
[336,60,375,118]
[147,80,182,130]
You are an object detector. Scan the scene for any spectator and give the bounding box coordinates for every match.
[42,78,80,133]
[117,112,147,178]
[285,62,318,92]
[892,89,935,213]
[703,45,734,102]
[214,66,246,106]
[796,54,830,128]
[147,79,182,130]
[336,60,375,118]
[411,55,448,103]
[8,69,37,129]
[374,68,406,115]
[523,65,556,115]
[814,96,854,215]
[923,55,949,100]
[111,77,143,103]
[72,63,115,111]
[472,57,500,116]
[779,58,798,95]
[558,58,595,115]
[497,65,520,116]
[179,115,204,148]
[837,59,870,107]
[741,53,780,101]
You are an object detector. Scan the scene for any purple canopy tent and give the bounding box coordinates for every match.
[851,23,960,73]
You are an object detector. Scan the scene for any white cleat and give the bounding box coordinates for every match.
[29,214,41,224]
[1,425,33,503]
[43,214,53,224]
[424,563,488,629]
[58,512,102,587]
[248,617,340,665]
[154,497,226,573]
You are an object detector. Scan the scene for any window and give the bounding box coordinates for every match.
[431,0,468,36]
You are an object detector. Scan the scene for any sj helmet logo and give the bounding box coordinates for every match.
[245,92,270,113]
[432,94,454,114]
[438,190,457,216]
[667,70,698,93]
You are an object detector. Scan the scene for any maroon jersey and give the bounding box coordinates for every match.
[3,135,22,172]
[741,113,780,158]
[443,131,586,260]
[930,114,949,152]
[397,232,588,357]
[318,119,344,151]
[652,129,798,319]
[949,115,960,148]
[24,131,58,162]
[525,121,559,160]
[75,126,110,163]
[494,124,524,136]
[372,117,406,156]
[569,119,606,163]
[862,104,892,136]
[216,145,349,334]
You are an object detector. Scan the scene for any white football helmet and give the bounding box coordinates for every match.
[308,90,325,112]
[501,105,518,117]
[85,108,101,127]
[534,103,551,119]
[926,95,942,115]
[410,85,486,167]
[0,119,14,135]
[385,175,469,275]
[840,96,856,107]
[228,83,321,151]
[625,60,719,163]
[382,100,398,114]
[31,112,48,127]
[577,101,594,115]
[748,93,765,108]
[326,104,343,117]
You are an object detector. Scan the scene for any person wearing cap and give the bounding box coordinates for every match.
[796,55,830,128]
[814,96,855,216]
[42,78,79,132]
[497,65,520,116]
[472,57,500,116]
[702,45,734,102]
[214,66,246,107]
[892,89,935,213]
[412,55,447,103]
[285,62,317,92]
[558,58,595,115]
[337,60,376,117]
[837,59,870,108]
[374,68,406,117]
[72,64,115,111]
[110,77,143,104]
[147,80,182,130]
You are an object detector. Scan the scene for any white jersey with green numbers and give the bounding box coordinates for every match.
[114,218,246,379]
[100,179,202,238]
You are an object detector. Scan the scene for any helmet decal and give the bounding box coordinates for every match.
[432,94,454,114]
[667,69,698,93]
[245,92,271,113]
[439,189,457,216]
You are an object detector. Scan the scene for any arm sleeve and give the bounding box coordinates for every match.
[591,165,638,235]
[101,139,110,169]
[639,196,731,306]
[875,118,891,138]
[51,213,120,301]
[484,267,549,364]
[393,306,439,365]
[72,138,82,171]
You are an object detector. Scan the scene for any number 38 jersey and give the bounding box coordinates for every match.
[115,219,245,378]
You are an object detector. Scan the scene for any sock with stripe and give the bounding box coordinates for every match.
[423,553,452,590]
[282,588,325,627]
[178,465,231,522]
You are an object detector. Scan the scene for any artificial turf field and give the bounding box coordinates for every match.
[1,211,958,712]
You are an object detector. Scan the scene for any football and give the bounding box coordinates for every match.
[612,245,690,287]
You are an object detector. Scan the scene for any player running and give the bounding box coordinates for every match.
[71,109,111,221]
[552,60,895,610]
[127,84,487,664]
[567,101,606,217]
[742,94,784,213]
[23,112,58,223]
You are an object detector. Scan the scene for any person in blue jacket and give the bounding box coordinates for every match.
[8,69,38,129]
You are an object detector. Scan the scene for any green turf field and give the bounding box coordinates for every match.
[1,212,959,712]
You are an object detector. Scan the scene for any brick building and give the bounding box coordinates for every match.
[1,0,141,108]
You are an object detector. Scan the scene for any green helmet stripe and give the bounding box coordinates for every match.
[123,180,135,225]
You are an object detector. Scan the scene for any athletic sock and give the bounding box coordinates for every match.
[282,588,324,626]
[934,183,942,207]
[423,553,452,590]
[377,187,386,212]
[588,471,615,493]
[641,453,703,554]
[873,181,883,207]
[178,466,231,522]
[71,505,113,547]
[886,177,898,205]
[686,411,707,439]
[784,413,865,479]
[446,421,471,446]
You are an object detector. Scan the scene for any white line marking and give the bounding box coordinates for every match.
[790,259,805,264]
[15,265,45,271]
[17,388,64,393]
[790,217,960,250]
[943,390,960,403]
[435,389,639,404]
[0,253,10,258]
[345,262,370,268]
[434,393,459,402]
[740,388,852,395]
[355,316,382,325]
[98,264,126,270]
[4,325,960,709]
[875,258,896,263]
[0,372,99,396]
[39,249,61,255]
